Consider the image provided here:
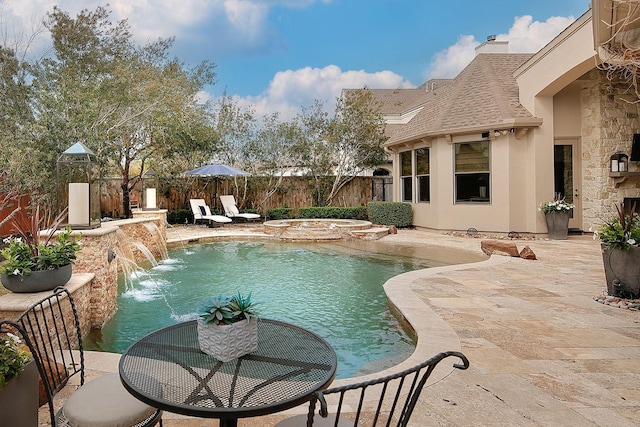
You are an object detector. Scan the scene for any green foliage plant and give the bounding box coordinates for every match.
[0,333,32,389]
[539,194,574,214]
[198,292,260,326]
[267,207,294,220]
[298,206,367,220]
[167,209,193,225]
[1,207,81,277]
[367,202,412,227]
[596,202,640,250]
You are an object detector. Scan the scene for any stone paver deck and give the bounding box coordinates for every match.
[39,226,640,426]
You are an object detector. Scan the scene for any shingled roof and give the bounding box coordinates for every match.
[366,88,430,115]
[383,53,539,145]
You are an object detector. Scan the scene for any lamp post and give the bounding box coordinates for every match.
[56,142,101,229]
[142,169,159,210]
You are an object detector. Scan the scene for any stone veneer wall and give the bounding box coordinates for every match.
[0,275,94,338]
[0,211,167,334]
[72,226,121,329]
[581,70,640,232]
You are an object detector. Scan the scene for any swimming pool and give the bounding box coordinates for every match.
[86,240,451,378]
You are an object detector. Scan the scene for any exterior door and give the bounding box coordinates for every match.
[554,138,582,230]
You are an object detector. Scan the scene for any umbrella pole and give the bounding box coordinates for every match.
[215,179,219,212]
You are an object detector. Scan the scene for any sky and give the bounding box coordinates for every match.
[2,0,591,119]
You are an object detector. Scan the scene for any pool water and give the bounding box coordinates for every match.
[86,240,439,378]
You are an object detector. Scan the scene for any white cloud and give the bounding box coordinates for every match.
[425,35,479,80]
[506,15,576,52]
[235,65,413,120]
[424,14,576,80]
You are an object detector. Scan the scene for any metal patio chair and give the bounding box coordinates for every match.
[275,351,469,427]
[2,287,162,427]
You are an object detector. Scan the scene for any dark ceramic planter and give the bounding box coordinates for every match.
[0,264,72,293]
[545,211,570,240]
[601,246,640,298]
[0,360,38,427]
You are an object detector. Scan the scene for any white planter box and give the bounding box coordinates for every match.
[196,318,258,362]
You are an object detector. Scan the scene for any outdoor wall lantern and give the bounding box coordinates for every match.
[141,168,158,210]
[56,141,101,229]
[610,151,629,173]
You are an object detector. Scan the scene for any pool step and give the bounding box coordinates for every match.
[349,227,390,240]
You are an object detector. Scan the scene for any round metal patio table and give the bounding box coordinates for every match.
[119,319,337,427]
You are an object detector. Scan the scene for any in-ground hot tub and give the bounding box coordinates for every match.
[263,218,375,241]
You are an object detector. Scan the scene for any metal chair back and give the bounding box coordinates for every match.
[7,287,84,425]
[306,351,469,427]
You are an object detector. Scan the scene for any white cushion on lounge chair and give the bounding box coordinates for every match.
[189,199,232,224]
[219,195,260,220]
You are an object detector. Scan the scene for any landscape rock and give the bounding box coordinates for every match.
[519,246,537,260]
[480,240,520,257]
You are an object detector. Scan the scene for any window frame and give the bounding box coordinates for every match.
[453,141,491,204]
[400,150,413,203]
[415,148,430,203]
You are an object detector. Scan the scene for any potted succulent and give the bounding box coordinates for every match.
[539,194,575,240]
[0,207,81,293]
[196,292,260,362]
[596,202,640,298]
[0,330,38,426]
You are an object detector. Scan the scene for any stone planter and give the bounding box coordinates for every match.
[0,360,38,427]
[197,318,258,362]
[601,245,640,298]
[545,211,570,240]
[1,264,72,293]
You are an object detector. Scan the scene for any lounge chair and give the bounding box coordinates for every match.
[189,199,232,227]
[219,195,261,221]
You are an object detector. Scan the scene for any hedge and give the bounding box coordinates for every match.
[167,209,193,225]
[366,202,412,227]
[297,206,368,220]
[266,207,294,220]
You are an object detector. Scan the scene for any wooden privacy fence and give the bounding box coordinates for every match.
[100,176,391,218]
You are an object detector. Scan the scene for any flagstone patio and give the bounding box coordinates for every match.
[38,227,640,426]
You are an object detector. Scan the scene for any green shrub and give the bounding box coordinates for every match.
[298,206,367,220]
[367,202,412,227]
[167,209,193,225]
[267,207,294,220]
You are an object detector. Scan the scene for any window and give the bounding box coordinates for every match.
[400,151,412,202]
[415,148,430,202]
[454,141,490,203]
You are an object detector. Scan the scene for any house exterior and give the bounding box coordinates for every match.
[373,2,640,235]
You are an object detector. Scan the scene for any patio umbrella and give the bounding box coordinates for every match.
[184,164,249,177]
[183,163,250,210]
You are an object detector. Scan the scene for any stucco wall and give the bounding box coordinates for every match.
[581,70,640,232]
[396,132,530,233]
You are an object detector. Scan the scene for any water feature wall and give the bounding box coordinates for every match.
[0,210,168,331]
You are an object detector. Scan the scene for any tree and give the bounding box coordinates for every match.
[325,89,388,205]
[31,6,217,217]
[294,90,388,206]
[0,3,50,210]
[0,45,43,212]
[210,93,257,206]
[243,112,302,210]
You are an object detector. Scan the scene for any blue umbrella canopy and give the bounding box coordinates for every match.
[183,163,249,177]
